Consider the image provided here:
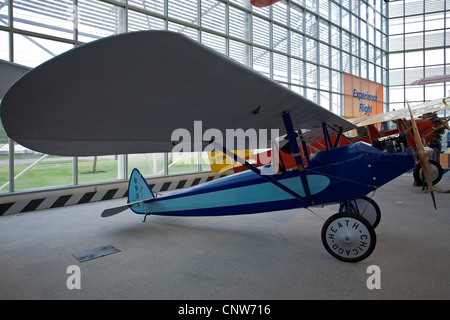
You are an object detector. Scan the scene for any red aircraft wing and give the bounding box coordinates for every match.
[251,0,282,8]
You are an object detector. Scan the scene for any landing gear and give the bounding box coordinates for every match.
[339,196,381,228]
[324,196,380,262]
[321,213,376,263]
[413,159,443,186]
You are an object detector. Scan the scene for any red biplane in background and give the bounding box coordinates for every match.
[211,97,450,187]
[349,98,450,186]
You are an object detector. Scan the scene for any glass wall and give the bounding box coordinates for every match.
[0,0,388,193]
[388,0,450,110]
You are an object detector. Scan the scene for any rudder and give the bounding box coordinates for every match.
[128,168,155,214]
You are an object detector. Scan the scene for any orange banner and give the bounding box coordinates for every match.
[343,73,383,119]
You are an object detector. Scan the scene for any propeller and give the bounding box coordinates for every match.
[443,119,450,131]
[407,101,437,210]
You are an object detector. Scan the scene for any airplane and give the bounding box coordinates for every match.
[218,97,449,188]
[251,0,282,8]
[0,30,416,262]
[349,99,449,186]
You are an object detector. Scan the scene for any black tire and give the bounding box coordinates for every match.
[321,213,377,263]
[339,196,381,229]
[413,159,444,186]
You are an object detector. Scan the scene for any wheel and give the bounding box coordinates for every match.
[413,159,444,186]
[339,196,381,228]
[321,213,376,263]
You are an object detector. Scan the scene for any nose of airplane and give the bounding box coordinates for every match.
[366,147,415,187]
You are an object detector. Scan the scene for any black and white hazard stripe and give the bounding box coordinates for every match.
[0,172,228,216]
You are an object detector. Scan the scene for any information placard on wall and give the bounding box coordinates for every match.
[343,73,384,119]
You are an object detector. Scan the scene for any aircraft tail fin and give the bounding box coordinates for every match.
[127,168,155,214]
[101,168,154,217]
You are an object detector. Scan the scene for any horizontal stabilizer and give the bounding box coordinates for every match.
[101,199,152,218]
[101,204,131,217]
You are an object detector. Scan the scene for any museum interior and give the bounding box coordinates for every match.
[0,0,449,301]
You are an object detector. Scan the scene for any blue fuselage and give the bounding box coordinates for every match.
[131,142,414,217]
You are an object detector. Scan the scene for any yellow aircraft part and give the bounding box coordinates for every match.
[208,150,254,173]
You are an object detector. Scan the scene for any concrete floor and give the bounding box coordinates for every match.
[1,172,449,300]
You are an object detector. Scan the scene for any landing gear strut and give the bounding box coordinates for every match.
[339,196,381,228]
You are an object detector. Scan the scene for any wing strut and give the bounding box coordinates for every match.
[282,112,314,205]
[210,141,308,204]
